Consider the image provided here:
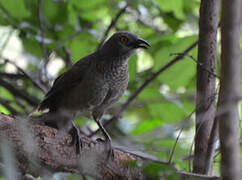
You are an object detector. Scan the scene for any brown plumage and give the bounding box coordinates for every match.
[38,31,150,155]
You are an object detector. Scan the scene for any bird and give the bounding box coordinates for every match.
[37,31,150,157]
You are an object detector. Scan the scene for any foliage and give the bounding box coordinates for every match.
[0,0,205,179]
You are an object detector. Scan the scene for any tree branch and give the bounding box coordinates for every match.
[3,59,46,93]
[0,97,19,115]
[194,0,219,174]
[97,4,128,49]
[218,0,241,179]
[0,113,221,180]
[37,0,49,77]
[0,78,40,107]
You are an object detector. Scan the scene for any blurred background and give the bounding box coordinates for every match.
[0,0,230,179]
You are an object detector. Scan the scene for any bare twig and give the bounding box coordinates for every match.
[0,97,19,115]
[0,29,14,55]
[37,0,49,75]
[89,40,198,137]
[168,111,195,164]
[170,53,220,79]
[63,47,73,67]
[0,78,40,107]
[188,140,194,172]
[97,4,129,49]
[53,28,87,53]
[4,59,46,92]
[168,128,184,164]
[0,72,25,79]
[137,18,164,34]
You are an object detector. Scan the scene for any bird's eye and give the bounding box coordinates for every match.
[120,36,128,44]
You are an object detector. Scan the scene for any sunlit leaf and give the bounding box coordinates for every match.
[0,0,30,20]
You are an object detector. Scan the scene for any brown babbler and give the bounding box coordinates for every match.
[37,31,150,157]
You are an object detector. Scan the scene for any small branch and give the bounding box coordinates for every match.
[168,127,184,164]
[52,27,90,53]
[37,0,49,76]
[179,171,220,180]
[204,117,218,174]
[0,72,25,79]
[168,111,194,164]
[137,18,164,34]
[0,97,19,115]
[97,4,128,49]
[0,78,40,107]
[170,53,220,79]
[63,47,73,67]
[125,8,164,34]
[0,29,14,56]
[4,59,46,92]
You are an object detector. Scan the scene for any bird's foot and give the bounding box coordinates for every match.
[96,138,114,160]
[69,124,83,154]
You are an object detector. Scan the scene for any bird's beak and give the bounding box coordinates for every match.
[135,38,151,49]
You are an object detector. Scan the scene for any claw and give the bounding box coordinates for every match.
[69,122,83,154]
[106,140,114,160]
[96,137,114,160]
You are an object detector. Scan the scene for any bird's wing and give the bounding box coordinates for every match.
[38,55,93,111]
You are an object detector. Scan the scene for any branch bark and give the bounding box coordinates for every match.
[194,0,220,174]
[0,113,221,180]
[218,0,241,179]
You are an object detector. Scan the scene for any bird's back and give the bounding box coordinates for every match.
[38,52,129,114]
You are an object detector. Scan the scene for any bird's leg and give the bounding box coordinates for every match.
[93,116,114,160]
[69,121,82,154]
[48,110,82,154]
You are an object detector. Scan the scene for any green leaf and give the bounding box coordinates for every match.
[143,162,176,179]
[153,35,198,89]
[0,87,14,100]
[158,0,186,20]
[148,102,187,123]
[42,0,68,24]
[68,32,96,61]
[0,105,10,114]
[0,0,30,20]
[138,87,163,102]
[131,118,163,135]
[128,55,137,82]
[22,38,42,57]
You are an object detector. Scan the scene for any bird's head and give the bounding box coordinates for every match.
[100,31,150,58]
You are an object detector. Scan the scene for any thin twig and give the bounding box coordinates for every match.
[168,128,183,163]
[63,47,73,67]
[97,4,129,49]
[0,78,40,107]
[53,28,87,53]
[168,111,194,164]
[137,18,164,34]
[89,41,198,137]
[170,53,220,79]
[4,59,46,92]
[188,139,194,172]
[0,29,14,55]
[0,97,19,115]
[0,72,25,79]
[37,0,49,75]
